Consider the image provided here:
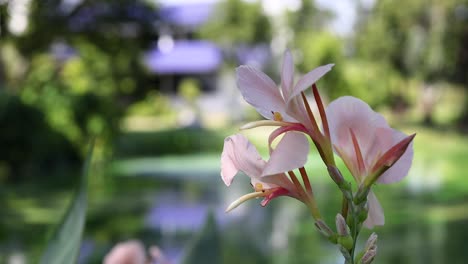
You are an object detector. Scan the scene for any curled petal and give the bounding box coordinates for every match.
[236,65,294,121]
[281,50,294,99]
[377,131,415,184]
[268,124,308,153]
[262,132,309,176]
[288,64,334,101]
[363,191,385,229]
[220,134,265,186]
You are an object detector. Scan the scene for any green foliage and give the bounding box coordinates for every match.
[179,78,202,102]
[198,0,272,46]
[295,32,347,99]
[355,0,450,80]
[39,141,93,264]
[114,128,224,158]
[341,60,406,108]
[287,0,332,34]
[0,91,80,182]
[181,212,222,264]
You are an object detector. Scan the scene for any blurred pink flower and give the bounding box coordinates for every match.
[221,132,309,211]
[326,96,414,228]
[103,240,146,264]
[236,50,333,130]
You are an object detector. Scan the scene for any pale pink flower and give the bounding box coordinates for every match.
[221,132,309,211]
[326,96,414,228]
[236,50,333,131]
[103,240,146,264]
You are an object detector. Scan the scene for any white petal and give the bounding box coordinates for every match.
[236,65,289,120]
[363,191,385,228]
[288,64,334,101]
[326,96,390,172]
[262,132,309,176]
[221,134,265,186]
[281,50,294,99]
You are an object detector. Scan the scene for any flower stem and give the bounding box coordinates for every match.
[299,167,312,195]
[288,170,321,220]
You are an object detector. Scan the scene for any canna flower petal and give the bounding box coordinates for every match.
[221,134,265,186]
[236,65,294,121]
[288,64,335,102]
[262,132,309,176]
[326,96,412,180]
[281,50,295,99]
[364,191,385,228]
[104,240,146,264]
[327,96,414,229]
[377,130,414,184]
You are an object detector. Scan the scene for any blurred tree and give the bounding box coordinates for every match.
[295,31,347,100]
[287,1,345,100]
[0,91,80,182]
[444,0,468,127]
[198,0,272,56]
[287,0,332,34]
[0,0,161,179]
[354,0,467,125]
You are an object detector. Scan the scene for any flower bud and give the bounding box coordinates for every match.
[335,214,350,236]
[315,220,334,238]
[361,245,377,264]
[366,233,378,249]
[366,133,416,187]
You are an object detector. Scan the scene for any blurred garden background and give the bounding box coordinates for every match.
[1,0,468,263]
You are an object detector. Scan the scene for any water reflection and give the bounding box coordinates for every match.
[4,152,468,263]
[97,155,468,264]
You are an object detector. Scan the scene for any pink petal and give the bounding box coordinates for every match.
[288,64,334,101]
[281,50,294,99]
[236,65,293,121]
[285,95,310,126]
[326,96,390,175]
[221,134,265,186]
[363,191,385,229]
[377,129,414,184]
[261,173,297,194]
[104,240,146,264]
[262,132,309,176]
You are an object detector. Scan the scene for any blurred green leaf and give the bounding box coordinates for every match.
[39,141,94,264]
[182,212,222,264]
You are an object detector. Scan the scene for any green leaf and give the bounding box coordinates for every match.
[181,212,222,264]
[39,141,94,264]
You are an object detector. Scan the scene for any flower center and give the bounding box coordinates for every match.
[272,111,283,121]
[254,183,265,192]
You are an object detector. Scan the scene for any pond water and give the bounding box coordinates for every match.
[99,153,468,263]
[2,145,468,263]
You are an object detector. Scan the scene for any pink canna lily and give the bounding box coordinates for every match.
[221,132,309,211]
[236,50,334,132]
[326,96,415,228]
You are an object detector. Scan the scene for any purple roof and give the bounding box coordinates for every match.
[159,3,214,27]
[144,41,222,74]
[236,44,272,69]
[144,192,227,232]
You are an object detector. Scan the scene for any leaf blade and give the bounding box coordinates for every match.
[39,141,94,264]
